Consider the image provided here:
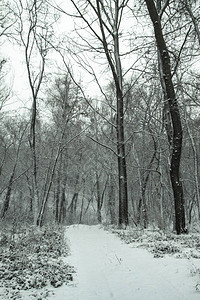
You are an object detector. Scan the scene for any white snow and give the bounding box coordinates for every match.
[48,225,200,300]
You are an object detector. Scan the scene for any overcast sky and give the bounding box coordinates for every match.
[2,0,199,118]
[0,0,75,116]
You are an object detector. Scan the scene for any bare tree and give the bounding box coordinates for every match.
[60,0,131,226]
[36,73,89,226]
[13,0,56,224]
[144,0,187,234]
[0,0,16,39]
[182,0,200,47]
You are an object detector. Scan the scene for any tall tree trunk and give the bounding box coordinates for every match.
[116,88,129,227]
[29,97,39,225]
[96,0,129,226]
[145,0,186,234]
[114,7,128,227]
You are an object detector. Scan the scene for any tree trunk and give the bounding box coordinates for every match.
[78,178,86,224]
[159,145,164,229]
[145,0,186,234]
[108,175,116,225]
[29,98,39,225]
[68,192,79,224]
[116,89,129,227]
[55,174,60,223]
[1,172,15,219]
[114,30,128,227]
[96,173,102,223]
[96,0,129,227]
[59,187,67,224]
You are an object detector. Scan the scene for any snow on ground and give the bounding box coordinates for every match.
[48,225,200,300]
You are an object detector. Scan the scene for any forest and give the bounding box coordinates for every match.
[0,0,200,236]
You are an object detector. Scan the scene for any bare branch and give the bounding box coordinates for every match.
[159,0,170,19]
[172,25,192,77]
[87,134,118,156]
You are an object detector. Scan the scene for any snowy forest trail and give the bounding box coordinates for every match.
[50,225,200,300]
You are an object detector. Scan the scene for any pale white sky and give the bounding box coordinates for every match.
[1,1,199,117]
[0,0,75,115]
[1,0,149,116]
[1,42,31,113]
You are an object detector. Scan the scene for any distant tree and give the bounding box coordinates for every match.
[13,0,57,224]
[38,73,88,226]
[62,0,133,226]
[0,120,28,219]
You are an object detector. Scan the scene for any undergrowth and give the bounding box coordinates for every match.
[0,224,74,299]
[109,226,200,259]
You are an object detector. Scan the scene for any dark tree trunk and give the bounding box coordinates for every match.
[59,187,66,224]
[29,97,40,225]
[96,174,102,223]
[67,171,80,224]
[1,172,15,219]
[137,198,142,225]
[79,179,86,224]
[68,192,78,224]
[55,175,60,223]
[145,0,186,234]
[70,192,78,213]
[117,89,129,227]
[108,177,116,225]
[25,174,33,212]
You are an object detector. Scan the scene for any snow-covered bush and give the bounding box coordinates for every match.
[110,226,200,259]
[0,225,74,299]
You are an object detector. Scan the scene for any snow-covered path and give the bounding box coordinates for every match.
[49,225,200,300]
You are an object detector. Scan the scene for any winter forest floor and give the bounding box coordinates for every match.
[1,225,200,299]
